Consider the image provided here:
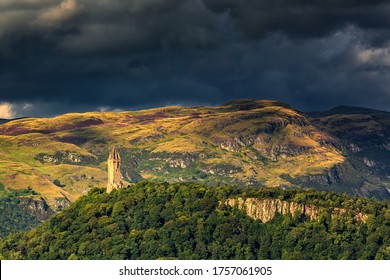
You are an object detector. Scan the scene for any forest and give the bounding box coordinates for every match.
[0,183,41,238]
[0,182,389,260]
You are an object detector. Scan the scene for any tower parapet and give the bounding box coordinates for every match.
[107,148,124,192]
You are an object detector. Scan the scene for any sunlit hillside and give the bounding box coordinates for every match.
[0,99,389,221]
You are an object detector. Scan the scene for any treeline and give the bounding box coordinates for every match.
[0,182,389,260]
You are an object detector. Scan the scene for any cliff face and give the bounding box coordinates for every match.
[18,198,55,221]
[225,198,368,223]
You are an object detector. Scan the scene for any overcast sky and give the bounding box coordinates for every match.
[0,0,390,118]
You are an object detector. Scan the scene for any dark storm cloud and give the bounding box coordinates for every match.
[203,0,390,40]
[0,0,390,117]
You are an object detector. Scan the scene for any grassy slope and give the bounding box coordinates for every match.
[1,99,388,214]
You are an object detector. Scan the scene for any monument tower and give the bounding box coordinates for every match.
[107,148,124,193]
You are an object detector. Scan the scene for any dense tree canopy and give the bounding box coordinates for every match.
[0,182,389,260]
[0,193,40,238]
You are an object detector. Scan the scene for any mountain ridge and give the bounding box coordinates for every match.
[0,99,389,224]
[308,105,390,118]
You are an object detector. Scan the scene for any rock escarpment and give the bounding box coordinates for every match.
[18,198,55,221]
[224,198,368,223]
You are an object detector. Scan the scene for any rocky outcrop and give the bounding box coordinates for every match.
[53,197,71,211]
[167,157,194,169]
[35,151,97,165]
[201,164,242,176]
[224,198,368,223]
[363,158,376,167]
[18,196,70,220]
[18,197,55,221]
[296,164,345,188]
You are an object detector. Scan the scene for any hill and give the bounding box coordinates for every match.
[0,99,389,225]
[0,182,388,260]
[307,105,389,117]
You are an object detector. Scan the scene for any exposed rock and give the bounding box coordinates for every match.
[41,155,59,164]
[53,197,71,211]
[35,151,96,165]
[348,143,362,152]
[167,158,192,168]
[224,198,368,223]
[67,153,82,163]
[297,164,346,189]
[220,141,242,152]
[363,158,376,167]
[165,154,197,169]
[201,164,242,176]
[18,197,55,221]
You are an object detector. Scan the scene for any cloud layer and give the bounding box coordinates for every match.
[0,0,389,117]
[0,102,14,119]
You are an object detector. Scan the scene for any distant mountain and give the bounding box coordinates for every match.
[307,105,389,117]
[0,99,389,224]
[1,182,388,260]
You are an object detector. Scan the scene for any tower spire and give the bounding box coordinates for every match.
[107,147,124,192]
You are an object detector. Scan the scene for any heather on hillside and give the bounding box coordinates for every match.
[1,100,390,224]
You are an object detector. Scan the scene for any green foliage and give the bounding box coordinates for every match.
[0,182,388,260]
[53,179,62,187]
[8,187,38,197]
[0,197,40,238]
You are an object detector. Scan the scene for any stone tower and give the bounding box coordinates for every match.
[107,148,124,193]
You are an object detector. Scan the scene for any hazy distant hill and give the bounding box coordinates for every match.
[0,99,389,222]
